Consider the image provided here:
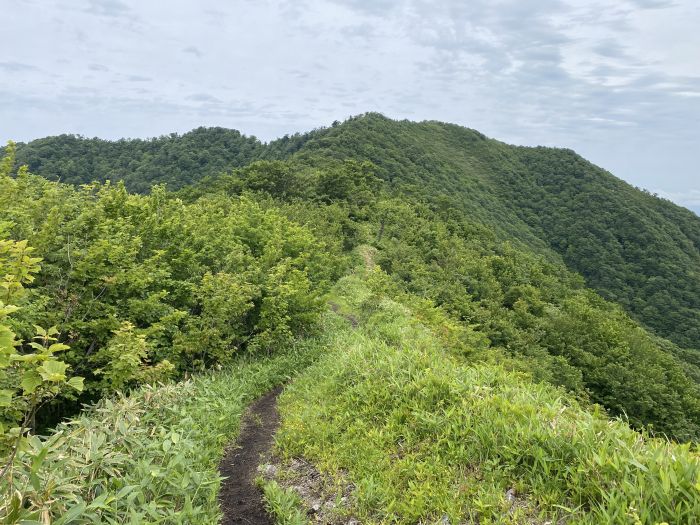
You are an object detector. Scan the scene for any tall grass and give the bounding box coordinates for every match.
[276,275,700,524]
[1,333,328,524]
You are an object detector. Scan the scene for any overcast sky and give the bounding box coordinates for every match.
[1,0,698,213]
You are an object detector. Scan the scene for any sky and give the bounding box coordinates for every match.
[1,0,699,213]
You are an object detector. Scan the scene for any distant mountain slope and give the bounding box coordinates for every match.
[8,127,324,193]
[8,114,700,351]
[288,114,700,351]
[9,127,267,193]
[501,146,700,350]
[292,116,555,253]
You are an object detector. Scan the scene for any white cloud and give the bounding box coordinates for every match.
[656,189,700,206]
[0,0,697,198]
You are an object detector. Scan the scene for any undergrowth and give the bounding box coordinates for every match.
[259,478,309,525]
[1,329,329,524]
[275,273,700,524]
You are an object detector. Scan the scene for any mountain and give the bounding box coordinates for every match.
[286,115,700,352]
[9,114,700,353]
[6,127,267,193]
[3,115,700,523]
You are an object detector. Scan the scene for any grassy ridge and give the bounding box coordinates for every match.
[275,274,700,524]
[1,335,327,524]
[4,263,699,524]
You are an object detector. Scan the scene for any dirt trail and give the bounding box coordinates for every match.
[218,386,282,525]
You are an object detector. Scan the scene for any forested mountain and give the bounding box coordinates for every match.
[13,114,699,352]
[6,128,266,193]
[5,127,323,194]
[287,115,700,352]
[3,115,700,523]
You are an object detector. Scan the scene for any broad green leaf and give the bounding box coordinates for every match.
[38,359,69,382]
[67,376,85,392]
[30,471,41,491]
[116,485,137,499]
[0,349,11,368]
[0,304,19,316]
[0,388,13,407]
[54,502,86,525]
[30,445,49,474]
[21,370,43,394]
[11,352,42,363]
[48,342,70,353]
[0,325,16,350]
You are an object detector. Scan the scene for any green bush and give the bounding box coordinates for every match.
[0,150,339,421]
[259,479,309,525]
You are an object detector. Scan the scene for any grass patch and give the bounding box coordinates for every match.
[259,478,309,525]
[276,275,700,524]
[1,321,335,524]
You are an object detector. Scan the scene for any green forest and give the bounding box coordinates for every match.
[2,114,700,523]
[8,114,698,351]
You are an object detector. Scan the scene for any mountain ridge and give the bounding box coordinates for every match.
[3,116,700,522]
[5,113,700,351]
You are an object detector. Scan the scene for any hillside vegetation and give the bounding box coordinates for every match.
[7,128,266,193]
[0,148,345,432]
[2,128,700,437]
[2,340,328,523]
[2,115,700,523]
[4,266,699,523]
[12,114,700,352]
[275,271,700,524]
[186,151,700,439]
[291,115,700,351]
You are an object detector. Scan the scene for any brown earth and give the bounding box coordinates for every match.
[218,386,282,525]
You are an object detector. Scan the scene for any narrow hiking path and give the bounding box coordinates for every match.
[217,257,371,523]
[218,386,282,525]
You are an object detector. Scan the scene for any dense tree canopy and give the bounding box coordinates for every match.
[0,154,342,431]
[6,128,266,193]
[189,154,700,440]
[287,114,700,351]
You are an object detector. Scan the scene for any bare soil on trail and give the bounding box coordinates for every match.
[328,301,359,328]
[218,386,282,525]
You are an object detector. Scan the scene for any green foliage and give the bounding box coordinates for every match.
[92,321,174,394]
[0,154,339,423]
[7,128,270,192]
[12,115,700,351]
[187,158,383,213]
[189,140,700,440]
[5,116,700,439]
[365,203,700,439]
[276,275,700,524]
[0,336,326,523]
[0,141,15,178]
[259,479,309,525]
[2,113,700,519]
[502,146,700,351]
[0,233,82,460]
[291,113,700,351]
